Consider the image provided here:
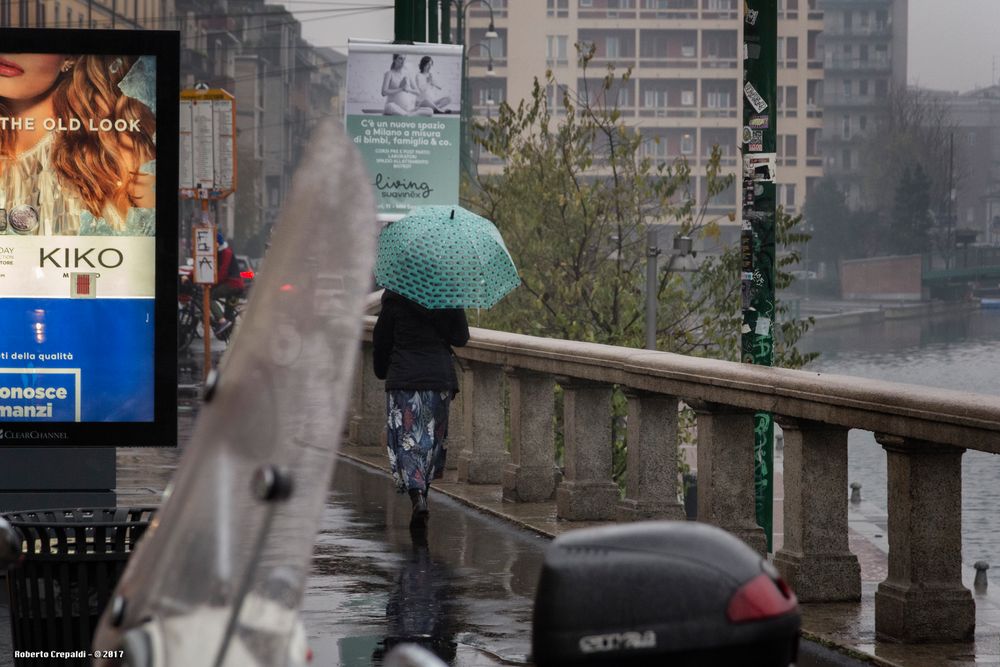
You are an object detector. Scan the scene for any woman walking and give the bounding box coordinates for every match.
[373,289,469,528]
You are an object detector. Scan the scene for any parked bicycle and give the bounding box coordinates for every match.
[178,269,245,353]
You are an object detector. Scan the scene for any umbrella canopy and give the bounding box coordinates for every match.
[375,205,521,309]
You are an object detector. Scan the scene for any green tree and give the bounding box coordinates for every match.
[889,165,933,255]
[468,53,814,368]
[804,177,881,273]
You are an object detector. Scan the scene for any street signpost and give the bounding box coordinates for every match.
[180,86,236,378]
[742,0,778,550]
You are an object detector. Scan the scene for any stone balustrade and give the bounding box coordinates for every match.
[350,318,1000,643]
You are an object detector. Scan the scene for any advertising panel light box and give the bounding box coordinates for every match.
[0,29,178,446]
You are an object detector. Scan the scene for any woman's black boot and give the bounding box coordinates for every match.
[409,489,429,528]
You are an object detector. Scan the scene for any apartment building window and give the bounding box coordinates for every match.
[842,79,851,98]
[606,35,621,59]
[644,89,666,108]
[876,79,888,99]
[807,80,821,108]
[859,10,870,28]
[807,128,821,156]
[777,37,785,65]
[786,36,798,65]
[0,0,8,27]
[547,0,569,17]
[66,7,71,27]
[859,115,868,132]
[681,133,694,155]
[681,90,695,106]
[707,0,734,9]
[842,10,851,30]
[859,44,869,64]
[842,115,851,140]
[785,183,796,208]
[707,90,731,108]
[580,0,593,6]
[842,149,852,170]
[859,79,869,97]
[876,9,888,30]
[547,35,568,65]
[785,86,798,114]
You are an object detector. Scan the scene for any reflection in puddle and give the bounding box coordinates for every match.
[304,459,543,666]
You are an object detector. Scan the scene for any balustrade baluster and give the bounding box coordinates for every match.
[692,401,767,554]
[457,361,509,484]
[555,378,619,521]
[503,369,558,502]
[617,389,685,521]
[348,344,385,449]
[774,418,860,601]
[445,358,466,470]
[874,435,974,642]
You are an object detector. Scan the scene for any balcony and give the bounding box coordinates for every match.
[824,23,892,38]
[638,106,698,118]
[824,55,891,72]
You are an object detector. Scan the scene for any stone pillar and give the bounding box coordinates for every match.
[347,344,385,448]
[556,379,618,521]
[773,418,860,601]
[503,369,558,502]
[617,390,685,521]
[445,358,467,470]
[874,435,974,642]
[457,361,508,484]
[694,402,766,555]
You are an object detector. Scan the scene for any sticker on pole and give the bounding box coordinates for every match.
[744,82,768,113]
[193,225,217,284]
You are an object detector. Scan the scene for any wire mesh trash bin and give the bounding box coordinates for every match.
[3,507,156,663]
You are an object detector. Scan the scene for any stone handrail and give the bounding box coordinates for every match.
[350,317,995,644]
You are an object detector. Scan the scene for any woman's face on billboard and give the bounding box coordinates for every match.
[0,54,65,103]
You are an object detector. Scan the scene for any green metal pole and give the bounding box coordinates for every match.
[456,3,474,180]
[440,0,451,44]
[428,0,439,43]
[394,0,413,42]
[413,0,427,41]
[741,0,777,552]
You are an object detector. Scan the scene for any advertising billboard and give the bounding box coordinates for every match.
[0,29,178,445]
[346,40,463,217]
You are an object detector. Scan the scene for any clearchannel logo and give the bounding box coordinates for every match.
[0,429,68,440]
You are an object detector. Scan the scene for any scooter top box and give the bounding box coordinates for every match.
[531,521,800,667]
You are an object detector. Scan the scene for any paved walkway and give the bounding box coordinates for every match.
[341,442,1000,667]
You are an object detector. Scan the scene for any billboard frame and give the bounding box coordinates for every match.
[0,28,179,447]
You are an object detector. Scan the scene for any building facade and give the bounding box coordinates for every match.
[817,0,908,208]
[0,0,170,29]
[463,0,825,245]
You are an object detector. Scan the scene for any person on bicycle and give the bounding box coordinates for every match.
[212,232,245,338]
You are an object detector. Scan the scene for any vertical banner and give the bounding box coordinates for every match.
[0,29,178,445]
[345,39,463,217]
[741,1,777,549]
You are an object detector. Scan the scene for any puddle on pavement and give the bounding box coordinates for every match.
[304,458,546,666]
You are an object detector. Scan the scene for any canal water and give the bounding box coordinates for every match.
[799,307,1000,567]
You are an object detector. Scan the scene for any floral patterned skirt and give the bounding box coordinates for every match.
[386,390,451,494]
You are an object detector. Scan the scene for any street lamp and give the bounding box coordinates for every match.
[449,0,499,45]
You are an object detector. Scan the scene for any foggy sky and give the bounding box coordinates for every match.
[283,0,1000,94]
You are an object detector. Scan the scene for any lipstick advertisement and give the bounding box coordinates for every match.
[0,30,178,445]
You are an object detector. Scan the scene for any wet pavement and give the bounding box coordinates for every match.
[305,458,546,666]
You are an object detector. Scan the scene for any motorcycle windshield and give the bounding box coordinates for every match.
[93,119,377,666]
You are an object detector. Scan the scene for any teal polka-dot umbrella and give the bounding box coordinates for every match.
[375,205,521,309]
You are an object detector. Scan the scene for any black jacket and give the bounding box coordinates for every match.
[373,291,470,393]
